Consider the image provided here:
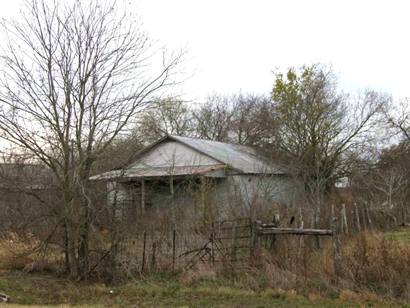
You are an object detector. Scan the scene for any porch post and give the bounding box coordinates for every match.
[170,176,175,227]
[169,176,174,197]
[200,176,206,222]
[141,179,145,214]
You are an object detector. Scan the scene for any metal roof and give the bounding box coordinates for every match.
[90,135,285,181]
[168,136,285,174]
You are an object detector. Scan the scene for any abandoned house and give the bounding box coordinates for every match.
[90,135,303,220]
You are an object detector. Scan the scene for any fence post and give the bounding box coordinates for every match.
[151,241,157,270]
[365,203,373,230]
[331,204,342,278]
[210,222,215,265]
[172,229,176,271]
[231,221,237,263]
[354,203,361,232]
[251,220,262,262]
[341,203,348,235]
[141,231,146,272]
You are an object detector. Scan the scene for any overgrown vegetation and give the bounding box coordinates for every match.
[2,228,410,306]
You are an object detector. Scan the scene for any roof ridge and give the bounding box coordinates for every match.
[168,135,283,174]
[167,135,240,171]
[169,135,257,150]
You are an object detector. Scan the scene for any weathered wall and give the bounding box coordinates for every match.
[211,174,304,218]
[107,174,304,222]
[229,174,303,205]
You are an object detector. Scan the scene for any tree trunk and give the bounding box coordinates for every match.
[63,189,79,277]
[63,220,70,274]
[78,198,90,280]
[77,166,92,280]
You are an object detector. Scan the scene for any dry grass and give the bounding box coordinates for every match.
[236,230,410,301]
[2,227,410,305]
[0,232,59,273]
[0,233,41,271]
[109,226,410,302]
[179,263,217,285]
[339,232,410,298]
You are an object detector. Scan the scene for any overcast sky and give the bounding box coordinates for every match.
[2,0,410,102]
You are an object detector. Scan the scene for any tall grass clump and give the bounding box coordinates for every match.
[0,232,59,272]
[339,232,410,298]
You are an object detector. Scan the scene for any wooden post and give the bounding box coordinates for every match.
[362,200,368,230]
[354,203,361,232]
[231,222,237,263]
[341,203,348,235]
[140,179,145,214]
[252,220,262,246]
[270,233,277,250]
[331,204,341,278]
[200,176,206,223]
[151,241,157,270]
[315,235,321,249]
[365,203,372,230]
[314,206,321,249]
[141,231,146,272]
[251,220,262,261]
[172,229,176,270]
[170,177,176,227]
[210,223,215,265]
[170,176,174,196]
[129,183,138,221]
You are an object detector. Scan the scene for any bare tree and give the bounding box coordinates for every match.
[384,98,410,142]
[351,143,410,223]
[0,0,182,278]
[229,94,278,147]
[193,94,277,146]
[92,135,144,174]
[193,95,234,142]
[135,98,194,144]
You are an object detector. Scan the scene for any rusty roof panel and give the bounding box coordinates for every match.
[90,164,226,181]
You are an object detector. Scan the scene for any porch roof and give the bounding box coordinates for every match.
[90,164,226,181]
